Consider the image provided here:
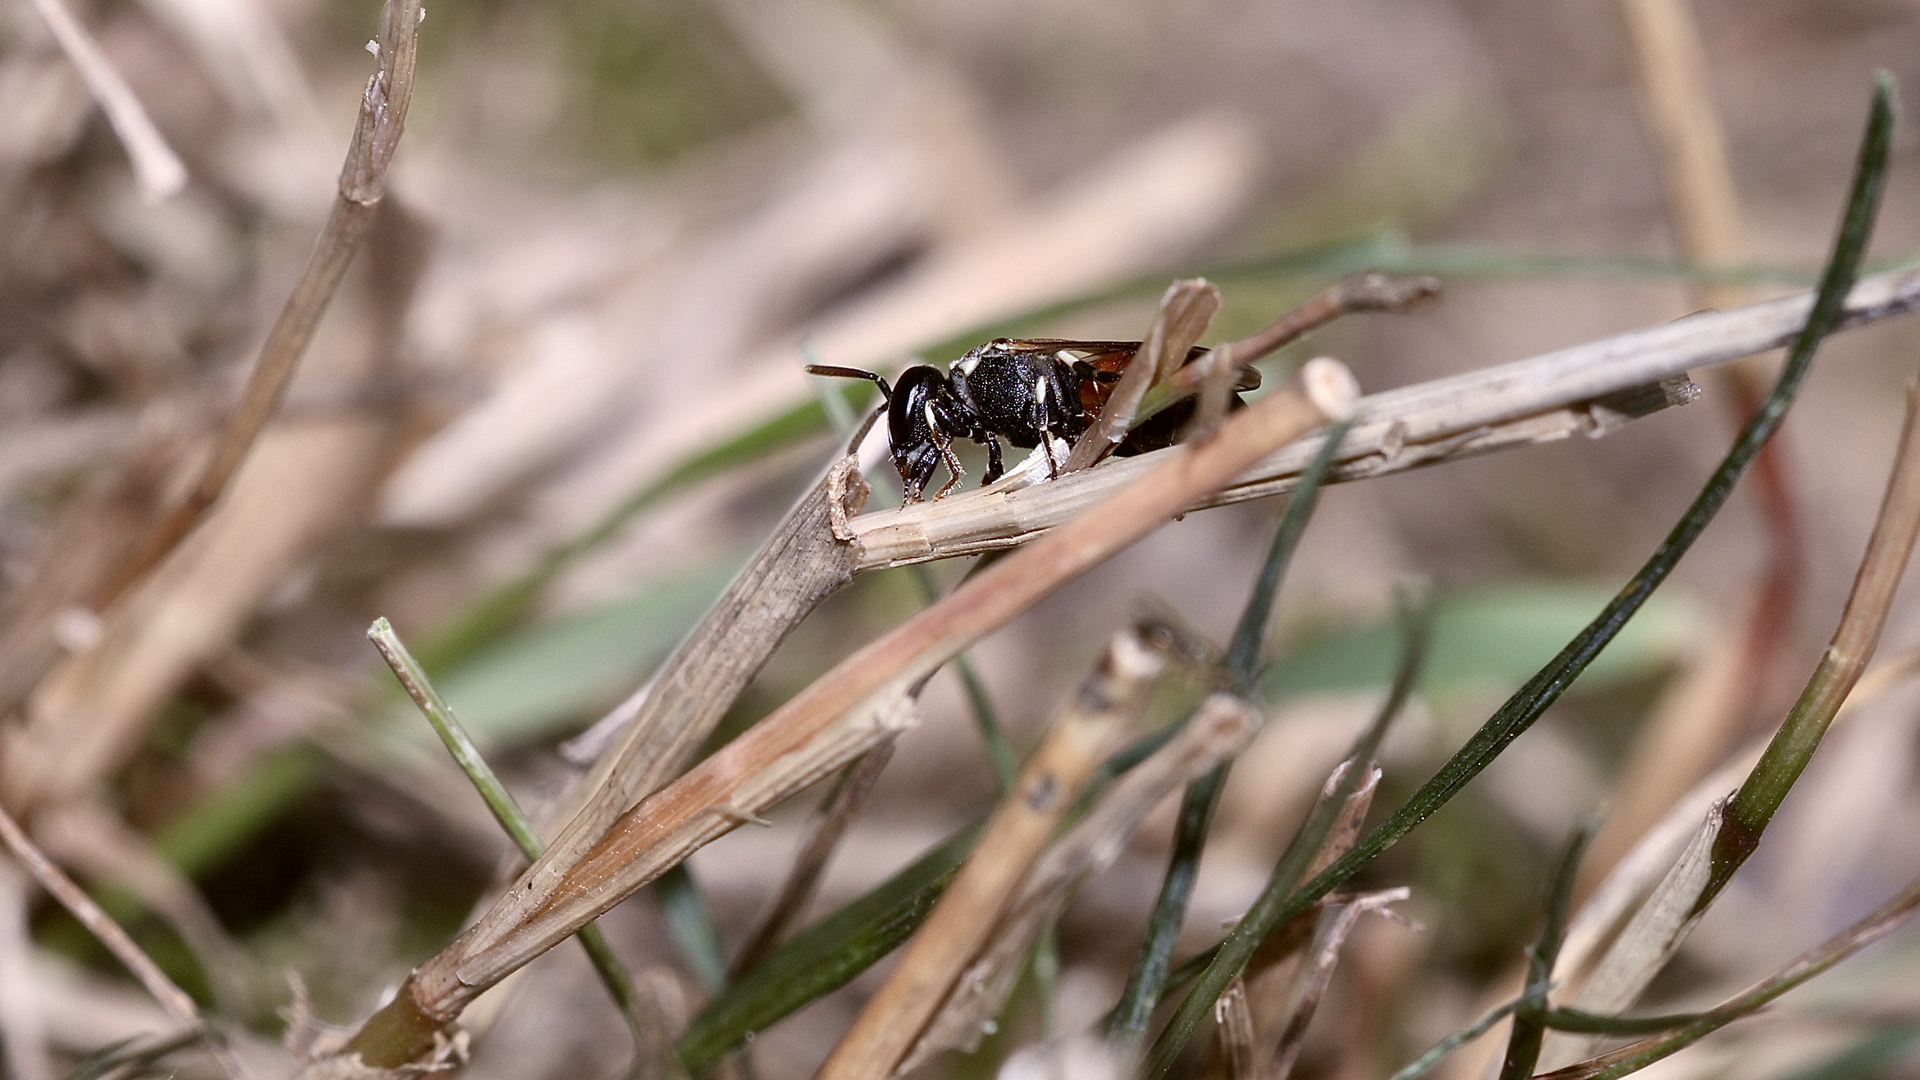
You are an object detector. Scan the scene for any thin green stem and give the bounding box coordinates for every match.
[1712,78,1910,901]
[911,565,1018,793]
[1540,872,1920,1080]
[1106,422,1350,1053]
[1540,1007,1707,1036]
[681,710,1228,1070]
[1385,998,1523,1080]
[1498,820,1596,1080]
[1141,74,1895,1080]
[366,618,649,1057]
[1228,421,1353,688]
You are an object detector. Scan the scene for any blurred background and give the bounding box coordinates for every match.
[6,0,1920,1077]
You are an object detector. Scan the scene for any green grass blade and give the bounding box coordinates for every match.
[658,864,729,994]
[1106,422,1351,1053]
[678,823,983,1071]
[1499,820,1596,1080]
[678,709,1215,1071]
[366,618,649,1048]
[1545,873,1920,1080]
[1540,1008,1710,1037]
[1141,74,1896,1080]
[1385,998,1523,1080]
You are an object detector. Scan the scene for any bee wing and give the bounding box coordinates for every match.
[1003,339,1144,373]
[1002,338,1259,388]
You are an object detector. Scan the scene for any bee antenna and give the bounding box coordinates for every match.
[806,364,892,400]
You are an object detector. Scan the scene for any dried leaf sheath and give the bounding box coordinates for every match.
[482,469,864,943]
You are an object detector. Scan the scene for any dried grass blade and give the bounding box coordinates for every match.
[86,0,422,613]
[33,801,253,1017]
[1538,801,1722,1070]
[1557,640,1920,996]
[815,624,1172,1080]
[0,806,237,1079]
[481,468,863,945]
[0,864,51,1080]
[1140,75,1895,1079]
[1535,872,1920,1080]
[366,618,651,1060]
[1618,0,1750,309]
[1216,978,1258,1080]
[852,262,1920,573]
[900,695,1261,1072]
[1061,278,1221,472]
[1263,887,1411,1080]
[1540,362,1920,1068]
[1142,272,1441,428]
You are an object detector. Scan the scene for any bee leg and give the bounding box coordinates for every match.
[933,432,965,499]
[980,434,1006,485]
[1031,377,1062,479]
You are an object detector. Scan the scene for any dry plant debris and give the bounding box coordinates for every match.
[8,4,1920,1080]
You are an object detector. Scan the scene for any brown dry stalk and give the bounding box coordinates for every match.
[1180,273,1439,441]
[0,804,229,1075]
[815,625,1170,1080]
[480,470,865,949]
[342,355,1351,1057]
[1618,0,1749,311]
[1164,272,1442,410]
[731,739,896,977]
[1061,278,1221,471]
[1217,979,1259,1080]
[899,693,1262,1072]
[34,801,252,1016]
[1263,888,1411,1080]
[1228,762,1384,997]
[86,0,421,613]
[850,269,1920,570]
[1232,761,1383,1077]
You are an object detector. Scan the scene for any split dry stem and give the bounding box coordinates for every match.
[815,623,1171,1080]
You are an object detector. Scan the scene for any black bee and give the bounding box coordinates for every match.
[808,338,1258,501]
